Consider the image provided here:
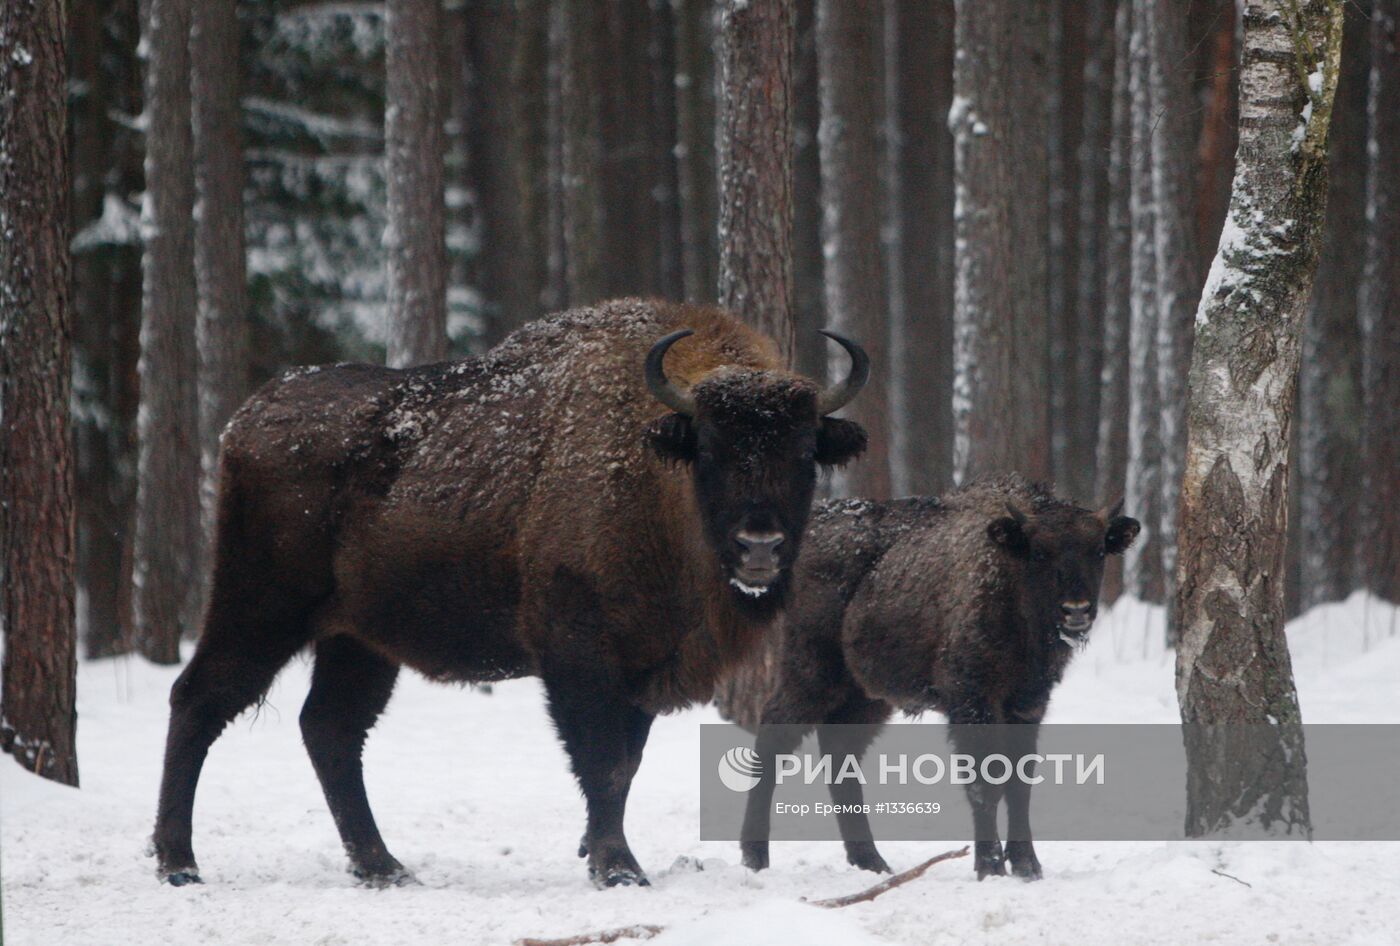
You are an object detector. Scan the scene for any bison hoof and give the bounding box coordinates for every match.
[974,841,1006,880]
[846,844,891,875]
[587,847,650,889]
[1006,841,1042,881]
[161,869,203,887]
[353,865,417,888]
[740,842,769,872]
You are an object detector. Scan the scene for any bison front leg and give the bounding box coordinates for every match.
[1002,722,1043,881]
[818,699,890,874]
[950,720,1007,879]
[544,673,654,888]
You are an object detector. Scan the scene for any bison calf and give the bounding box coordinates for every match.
[730,475,1139,880]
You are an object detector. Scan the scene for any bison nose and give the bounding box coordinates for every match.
[735,530,785,571]
[1061,600,1092,624]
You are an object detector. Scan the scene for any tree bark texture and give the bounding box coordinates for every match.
[1124,0,1165,602]
[1175,0,1344,838]
[951,0,1050,483]
[551,0,606,308]
[649,0,685,302]
[386,0,449,367]
[1,0,81,785]
[792,0,825,381]
[886,0,955,497]
[1299,0,1369,607]
[674,0,718,305]
[1097,0,1134,603]
[816,0,890,498]
[717,0,796,363]
[134,0,201,664]
[1358,0,1400,602]
[191,0,248,558]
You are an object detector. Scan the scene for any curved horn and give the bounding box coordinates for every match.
[1098,496,1125,522]
[815,330,870,416]
[645,329,697,416]
[1005,502,1029,525]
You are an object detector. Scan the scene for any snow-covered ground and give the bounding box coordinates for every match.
[3,593,1398,946]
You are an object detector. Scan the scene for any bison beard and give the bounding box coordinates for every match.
[149,299,867,889]
[724,475,1139,881]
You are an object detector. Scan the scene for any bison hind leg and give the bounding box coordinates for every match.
[299,635,408,886]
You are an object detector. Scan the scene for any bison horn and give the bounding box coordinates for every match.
[815,330,870,416]
[645,329,698,416]
[1005,502,1029,525]
[1099,496,1125,521]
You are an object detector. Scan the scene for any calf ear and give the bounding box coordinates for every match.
[815,417,867,467]
[988,516,1030,556]
[646,413,696,464]
[1105,515,1141,555]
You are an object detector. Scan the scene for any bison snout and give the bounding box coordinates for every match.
[735,530,785,574]
[1060,600,1093,631]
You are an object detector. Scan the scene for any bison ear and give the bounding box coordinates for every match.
[1105,515,1141,555]
[815,417,867,467]
[988,516,1030,556]
[647,413,697,464]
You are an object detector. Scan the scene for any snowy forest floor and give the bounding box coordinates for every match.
[3,594,1398,946]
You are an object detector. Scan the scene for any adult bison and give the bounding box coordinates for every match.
[151,299,868,888]
[728,475,1138,880]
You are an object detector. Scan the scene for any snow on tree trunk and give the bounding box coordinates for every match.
[1299,0,1369,607]
[885,0,955,497]
[134,0,202,665]
[951,0,1050,483]
[1358,0,1400,602]
[1,0,81,785]
[716,0,796,363]
[1124,0,1165,603]
[816,0,890,498]
[674,0,717,305]
[1174,0,1344,838]
[1150,0,1200,631]
[1097,0,1134,603]
[386,0,448,367]
[191,0,248,573]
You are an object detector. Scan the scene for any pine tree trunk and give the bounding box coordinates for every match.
[952,0,1048,482]
[792,0,825,380]
[1149,0,1200,631]
[716,0,796,362]
[1096,0,1133,603]
[1194,0,1240,271]
[134,0,201,664]
[886,0,954,497]
[1124,0,1165,602]
[1,0,81,785]
[1175,0,1344,838]
[386,0,449,367]
[551,0,606,307]
[191,0,248,569]
[815,0,889,498]
[1299,0,1369,607]
[649,0,685,303]
[1358,0,1400,602]
[465,0,546,343]
[674,0,717,305]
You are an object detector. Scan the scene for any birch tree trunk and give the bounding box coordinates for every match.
[1124,0,1165,602]
[191,0,248,559]
[386,0,448,367]
[134,0,201,664]
[952,0,1049,482]
[816,0,890,498]
[1097,0,1134,603]
[886,0,955,497]
[1175,0,1344,838]
[716,0,796,363]
[1299,0,1369,607]
[1358,0,1400,602]
[1150,0,1200,628]
[0,0,81,785]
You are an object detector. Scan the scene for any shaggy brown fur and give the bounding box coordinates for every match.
[725,474,1139,881]
[151,298,866,889]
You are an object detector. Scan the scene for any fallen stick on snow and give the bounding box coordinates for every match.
[805,845,970,909]
[515,923,665,946]
[516,845,970,945]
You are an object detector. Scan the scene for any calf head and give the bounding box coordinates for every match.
[645,329,868,612]
[988,499,1140,645]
